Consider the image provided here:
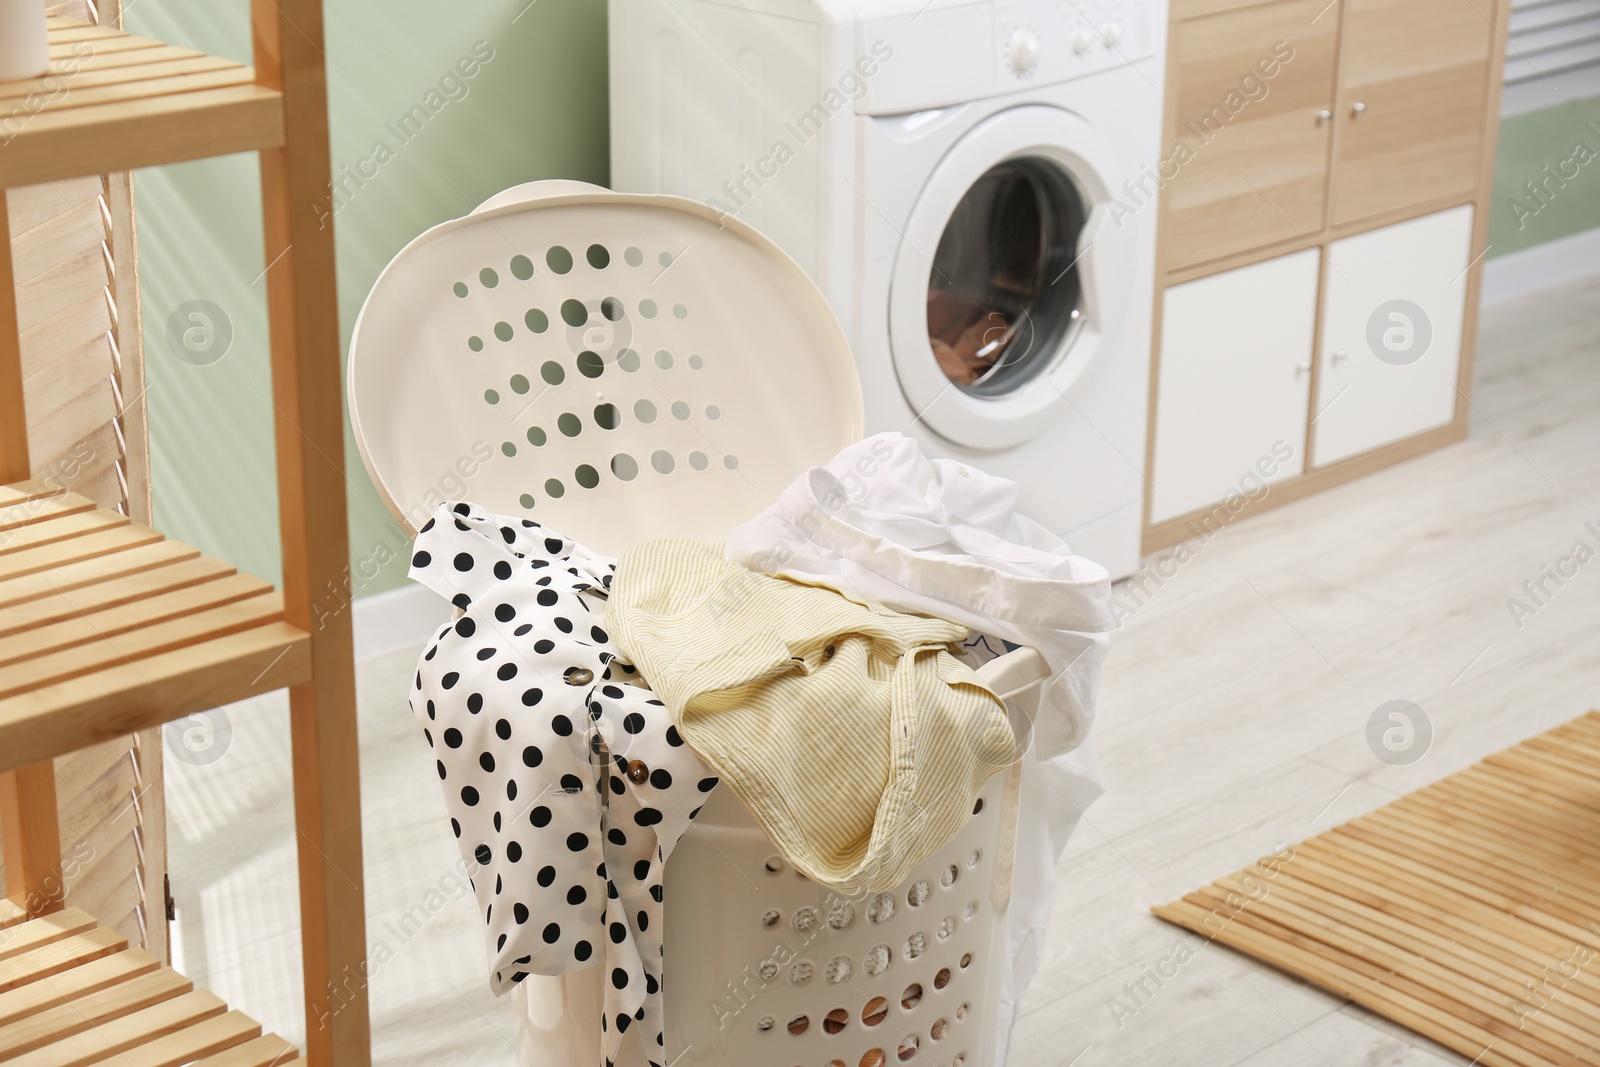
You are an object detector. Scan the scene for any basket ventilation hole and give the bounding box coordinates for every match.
[764,855,784,874]
[952,1054,966,1067]
[897,1035,920,1061]
[759,961,779,981]
[761,909,781,928]
[908,880,930,908]
[825,955,852,984]
[611,454,638,481]
[903,932,927,960]
[652,451,675,474]
[510,254,533,280]
[941,864,959,888]
[790,961,814,985]
[624,246,643,266]
[901,983,923,1010]
[934,968,951,990]
[823,1008,849,1034]
[827,901,856,930]
[864,945,891,977]
[867,892,896,925]
[968,849,982,867]
[792,906,819,933]
[547,246,573,274]
[931,1018,949,1041]
[861,997,888,1027]
[963,901,978,920]
[956,1002,970,1022]
[655,350,674,369]
[828,1062,846,1067]
[786,1014,809,1036]
[587,244,610,269]
[860,1050,886,1067]
[972,797,983,815]
[756,1016,775,1033]
[640,299,657,319]
[938,917,956,940]
[960,952,973,969]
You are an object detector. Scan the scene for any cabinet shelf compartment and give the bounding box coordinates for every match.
[0,479,310,775]
[0,906,299,1064]
[0,18,284,188]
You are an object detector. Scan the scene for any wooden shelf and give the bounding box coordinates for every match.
[0,18,284,188]
[1,1,370,1059]
[0,906,299,1065]
[0,480,311,775]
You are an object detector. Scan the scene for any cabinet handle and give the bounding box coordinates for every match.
[1316,108,1333,124]
[1350,101,1367,116]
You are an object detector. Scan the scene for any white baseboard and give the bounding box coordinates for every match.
[353,582,445,662]
[1482,227,1600,306]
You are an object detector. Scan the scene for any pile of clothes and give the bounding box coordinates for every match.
[408,432,1114,1067]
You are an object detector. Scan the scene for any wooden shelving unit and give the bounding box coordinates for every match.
[0,8,369,1067]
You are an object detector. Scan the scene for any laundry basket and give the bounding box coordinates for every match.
[663,647,1048,1067]
[346,180,1053,1066]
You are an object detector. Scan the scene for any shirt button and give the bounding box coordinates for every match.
[564,666,594,687]
[626,760,650,785]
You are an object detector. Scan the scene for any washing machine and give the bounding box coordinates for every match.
[610,0,1166,579]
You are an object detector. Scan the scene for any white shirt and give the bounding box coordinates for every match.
[725,432,1116,1065]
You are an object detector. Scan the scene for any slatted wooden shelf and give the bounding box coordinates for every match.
[0,906,299,1065]
[0,18,284,188]
[0,0,367,1058]
[0,479,311,775]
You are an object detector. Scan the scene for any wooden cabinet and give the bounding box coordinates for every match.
[1150,250,1317,523]
[1330,0,1498,225]
[1159,0,1340,270]
[1143,0,1506,551]
[1312,206,1473,464]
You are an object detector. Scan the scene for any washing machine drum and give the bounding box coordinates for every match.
[889,106,1132,451]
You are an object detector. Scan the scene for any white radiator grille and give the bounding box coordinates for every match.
[1503,0,1600,114]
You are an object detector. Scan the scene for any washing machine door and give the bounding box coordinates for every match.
[889,105,1131,450]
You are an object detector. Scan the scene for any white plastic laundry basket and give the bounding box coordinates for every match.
[347,180,1050,1066]
[663,650,1047,1067]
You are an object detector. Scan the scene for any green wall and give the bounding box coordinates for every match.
[128,0,608,600]
[1488,94,1600,257]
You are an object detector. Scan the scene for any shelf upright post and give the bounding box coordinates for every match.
[251,0,373,1062]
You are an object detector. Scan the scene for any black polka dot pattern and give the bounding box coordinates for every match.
[407,502,716,1065]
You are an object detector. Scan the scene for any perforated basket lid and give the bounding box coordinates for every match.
[348,182,863,557]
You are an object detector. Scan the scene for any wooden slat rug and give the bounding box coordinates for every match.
[1155,711,1600,1067]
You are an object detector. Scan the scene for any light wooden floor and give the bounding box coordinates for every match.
[164,277,1600,1066]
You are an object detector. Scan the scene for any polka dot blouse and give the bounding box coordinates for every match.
[408,502,716,1067]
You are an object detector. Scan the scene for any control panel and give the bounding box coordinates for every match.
[994,0,1154,87]
[854,0,1158,115]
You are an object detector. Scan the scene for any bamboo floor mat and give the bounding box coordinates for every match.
[1155,711,1600,1067]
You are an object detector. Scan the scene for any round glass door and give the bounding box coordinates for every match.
[926,157,1088,396]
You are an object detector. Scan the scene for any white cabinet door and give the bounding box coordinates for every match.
[1150,250,1318,524]
[1312,205,1472,466]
